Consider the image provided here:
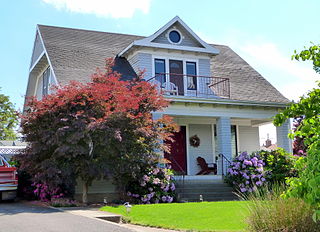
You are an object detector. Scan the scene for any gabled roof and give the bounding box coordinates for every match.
[118,16,219,57]
[36,25,289,104]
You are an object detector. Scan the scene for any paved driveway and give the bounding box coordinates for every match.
[0,201,133,232]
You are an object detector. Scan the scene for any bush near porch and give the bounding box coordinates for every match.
[225,149,297,193]
[101,201,249,231]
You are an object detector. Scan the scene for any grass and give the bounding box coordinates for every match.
[100,201,249,232]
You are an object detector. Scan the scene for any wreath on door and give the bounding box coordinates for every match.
[190,134,200,147]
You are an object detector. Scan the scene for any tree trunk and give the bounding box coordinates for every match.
[82,181,89,204]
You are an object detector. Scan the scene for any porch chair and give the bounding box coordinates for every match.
[162,82,178,95]
[196,156,217,175]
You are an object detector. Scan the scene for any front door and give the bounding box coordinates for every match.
[169,60,184,95]
[164,126,187,174]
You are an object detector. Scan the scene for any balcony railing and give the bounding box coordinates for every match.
[148,73,230,99]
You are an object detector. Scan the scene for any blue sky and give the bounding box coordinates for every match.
[1,0,319,142]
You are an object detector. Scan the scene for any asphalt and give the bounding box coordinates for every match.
[0,201,133,232]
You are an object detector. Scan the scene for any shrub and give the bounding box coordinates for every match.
[225,152,267,193]
[126,166,175,204]
[257,148,298,184]
[50,198,81,207]
[245,186,320,232]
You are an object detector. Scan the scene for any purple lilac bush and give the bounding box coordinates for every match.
[226,152,267,193]
[126,166,175,204]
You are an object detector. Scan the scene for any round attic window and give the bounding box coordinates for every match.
[168,30,181,44]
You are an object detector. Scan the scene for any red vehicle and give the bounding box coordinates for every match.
[0,154,18,201]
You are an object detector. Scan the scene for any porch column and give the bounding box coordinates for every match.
[276,119,292,153]
[216,117,232,175]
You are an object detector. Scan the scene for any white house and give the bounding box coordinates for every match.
[25,16,292,201]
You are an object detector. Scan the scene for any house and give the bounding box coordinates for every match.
[24,16,292,201]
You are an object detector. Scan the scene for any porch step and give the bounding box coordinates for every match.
[175,180,239,202]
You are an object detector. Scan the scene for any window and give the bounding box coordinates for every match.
[186,62,197,90]
[155,59,166,84]
[168,30,181,44]
[42,67,50,96]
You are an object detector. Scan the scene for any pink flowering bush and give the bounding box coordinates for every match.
[126,166,175,204]
[32,181,68,202]
[226,152,267,193]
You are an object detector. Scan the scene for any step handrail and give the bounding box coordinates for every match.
[166,155,186,196]
[218,153,231,177]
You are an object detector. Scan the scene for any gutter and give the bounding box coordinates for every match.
[166,96,290,108]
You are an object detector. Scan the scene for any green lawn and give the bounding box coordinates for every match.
[100,201,249,232]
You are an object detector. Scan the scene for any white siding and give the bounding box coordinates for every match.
[127,53,152,80]
[127,53,139,75]
[238,126,260,153]
[36,73,43,100]
[188,124,214,175]
[197,59,212,97]
[30,32,44,68]
[152,22,202,48]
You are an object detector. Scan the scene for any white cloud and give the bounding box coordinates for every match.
[197,29,319,102]
[239,42,319,101]
[42,0,151,18]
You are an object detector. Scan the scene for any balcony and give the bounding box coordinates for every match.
[148,73,230,99]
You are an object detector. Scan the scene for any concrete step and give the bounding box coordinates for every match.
[175,187,234,193]
[179,195,239,202]
[178,192,237,198]
[175,178,238,202]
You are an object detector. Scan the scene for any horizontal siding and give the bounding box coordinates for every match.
[152,23,202,48]
[127,53,139,75]
[188,124,214,175]
[197,59,212,97]
[75,179,116,194]
[30,32,44,68]
[238,126,260,153]
[138,53,152,80]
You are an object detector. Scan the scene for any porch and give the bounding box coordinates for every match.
[157,113,292,178]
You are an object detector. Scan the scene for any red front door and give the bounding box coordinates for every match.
[164,126,187,174]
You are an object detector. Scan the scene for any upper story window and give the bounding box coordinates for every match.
[167,29,182,44]
[42,67,50,96]
[155,59,166,84]
[186,62,197,90]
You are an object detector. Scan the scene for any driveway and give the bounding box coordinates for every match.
[0,201,133,232]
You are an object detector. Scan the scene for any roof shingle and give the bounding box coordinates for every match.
[38,25,289,104]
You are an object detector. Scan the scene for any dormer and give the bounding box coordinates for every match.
[118,16,229,99]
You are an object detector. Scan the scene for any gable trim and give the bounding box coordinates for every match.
[118,16,219,57]
[35,25,60,88]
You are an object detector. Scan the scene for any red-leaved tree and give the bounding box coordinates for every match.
[17,59,177,203]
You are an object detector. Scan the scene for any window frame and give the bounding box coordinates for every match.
[186,61,197,90]
[166,28,183,45]
[154,58,166,84]
[42,67,50,96]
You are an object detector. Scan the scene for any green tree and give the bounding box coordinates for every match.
[274,43,320,211]
[293,43,320,73]
[0,89,18,140]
